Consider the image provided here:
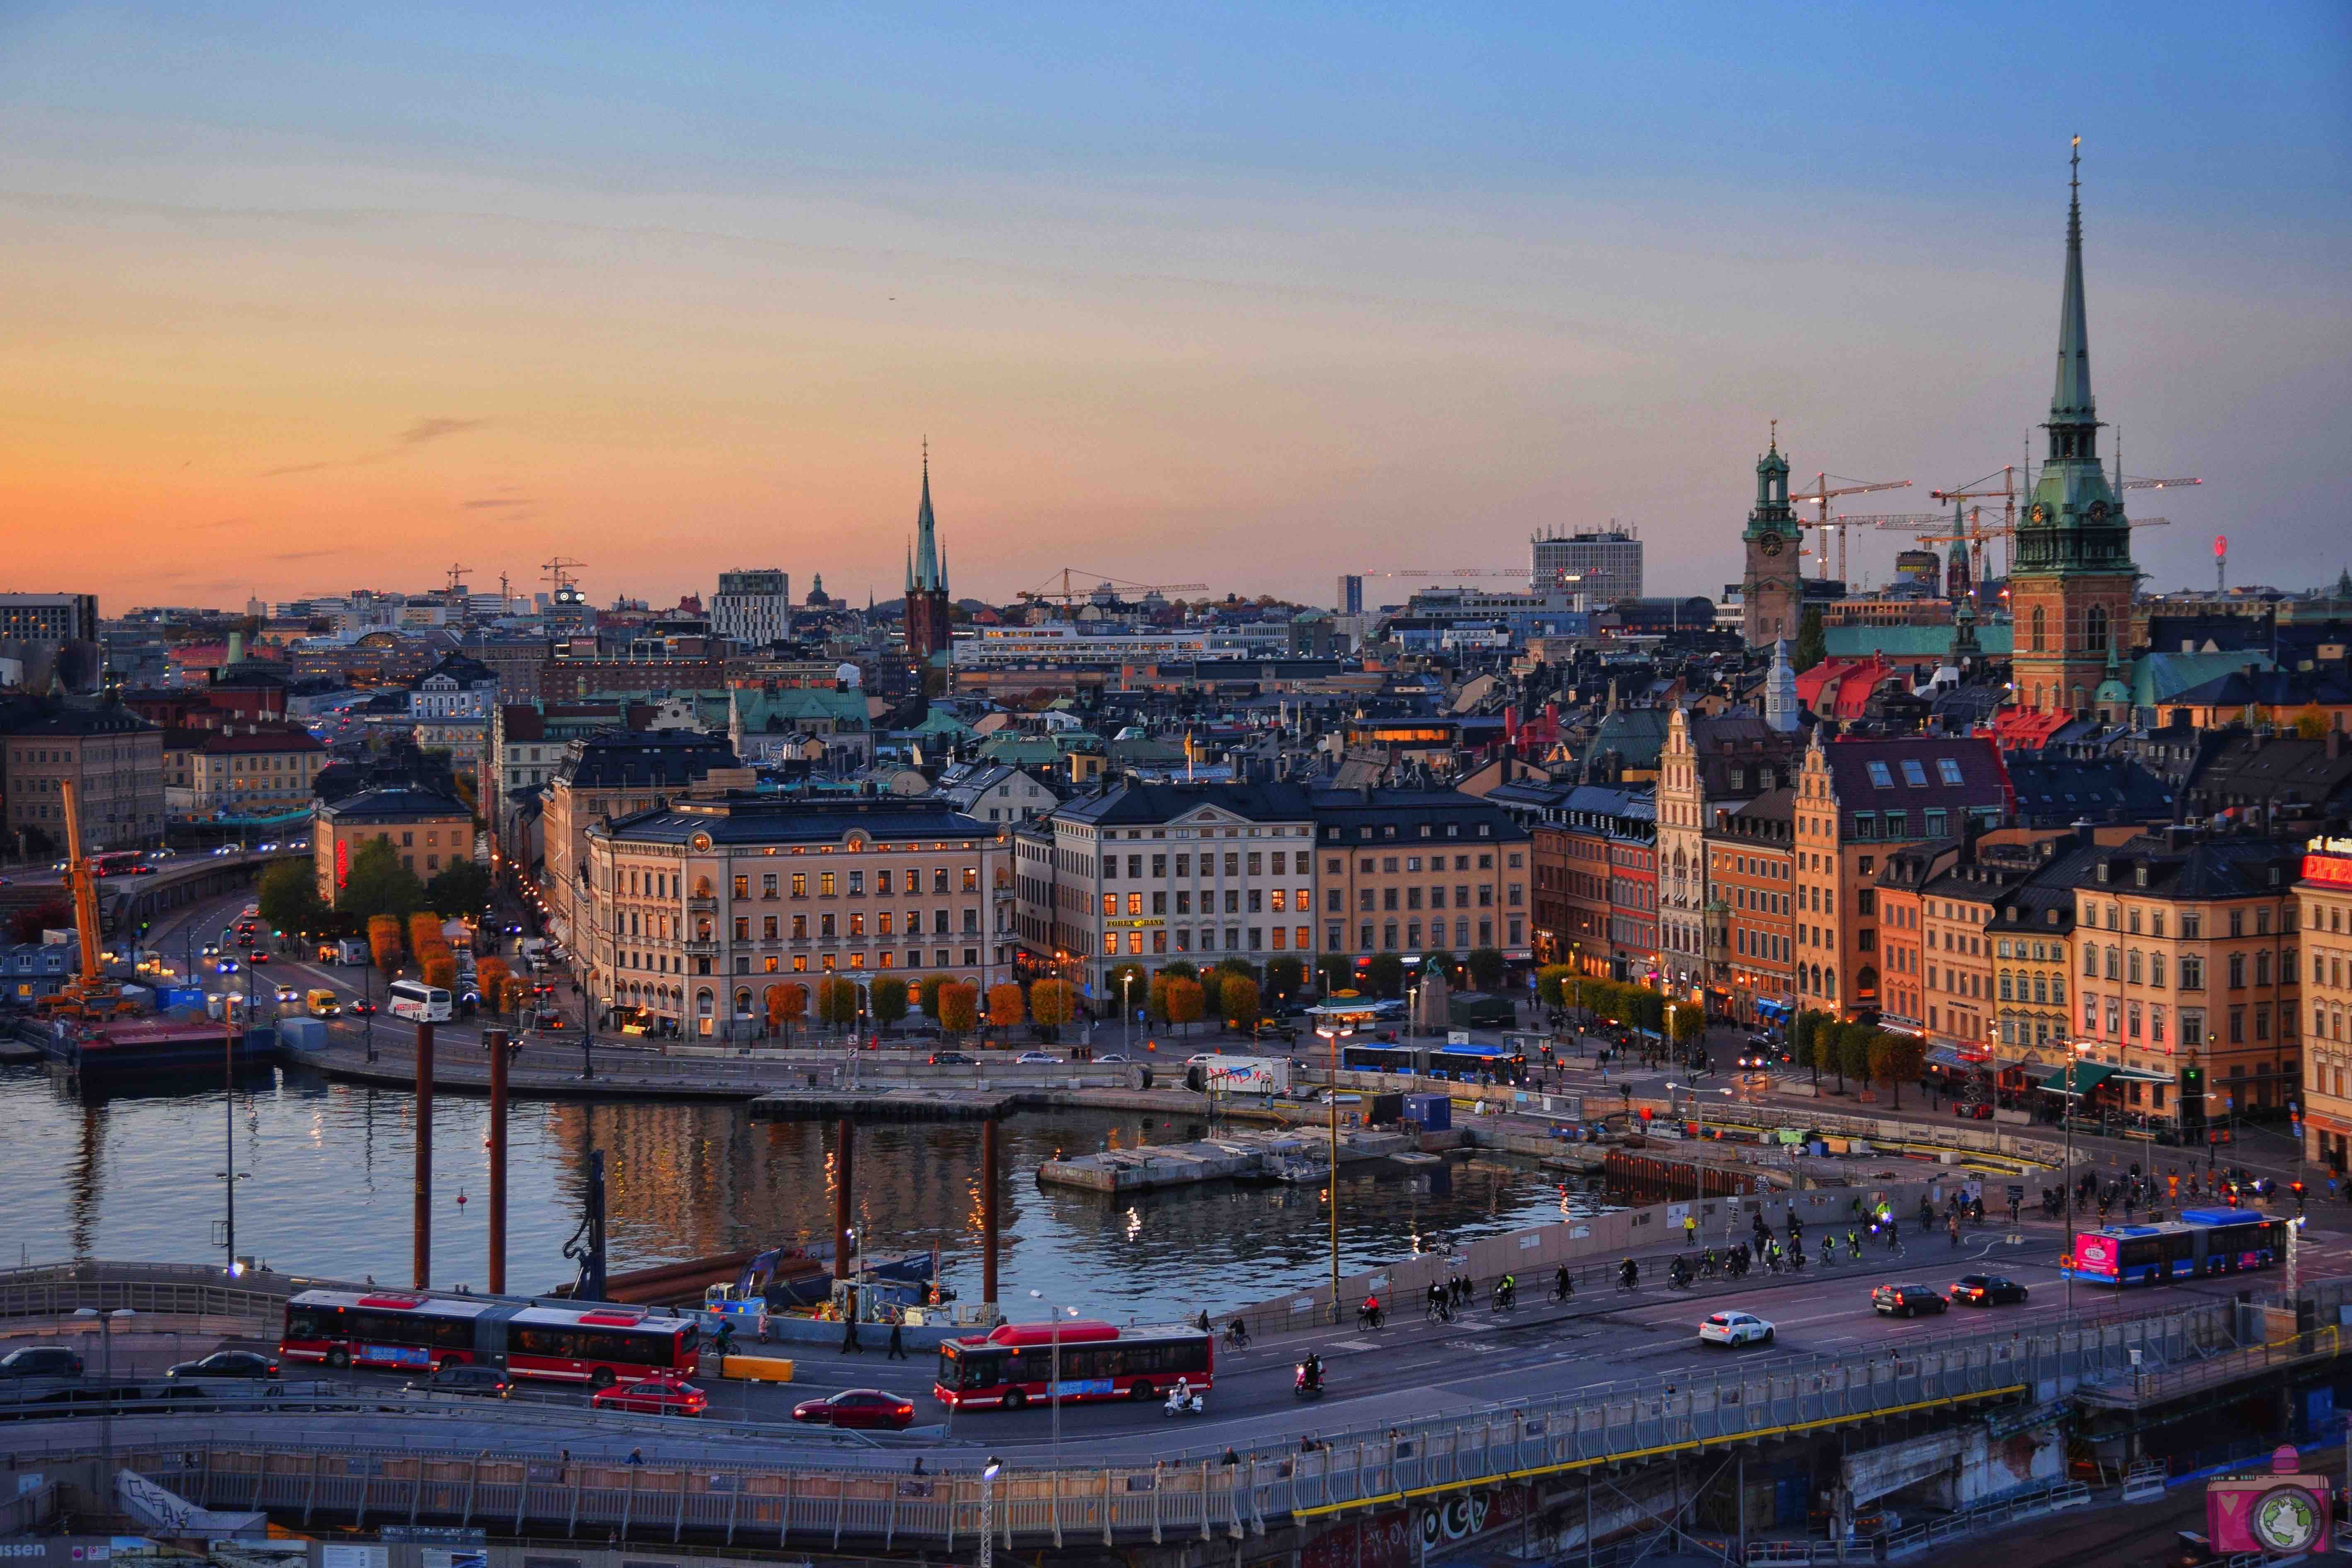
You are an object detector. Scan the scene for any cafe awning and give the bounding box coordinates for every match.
[2033,1062,2117,1095]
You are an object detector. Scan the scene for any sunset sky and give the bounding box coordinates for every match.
[3,4,2346,614]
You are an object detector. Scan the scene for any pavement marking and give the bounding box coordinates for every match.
[1328,1338,1378,1351]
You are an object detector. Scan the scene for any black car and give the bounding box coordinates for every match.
[0,1346,85,1379]
[166,1350,280,1380]
[404,1364,512,1399]
[1949,1274,2030,1307]
[928,1050,975,1065]
[1871,1283,1949,1318]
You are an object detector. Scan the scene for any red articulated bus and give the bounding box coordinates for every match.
[280,1289,698,1388]
[934,1319,1212,1410]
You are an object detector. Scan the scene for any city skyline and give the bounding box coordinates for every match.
[3,5,2346,611]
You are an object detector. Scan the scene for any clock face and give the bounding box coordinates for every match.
[2088,500,2110,521]
[1757,532,1784,557]
[2028,503,2049,524]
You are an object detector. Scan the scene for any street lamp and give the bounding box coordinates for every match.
[2057,1039,2093,1313]
[1121,970,1134,1054]
[1027,1292,1078,1464]
[74,1306,134,1484]
[1311,1008,1359,1323]
[978,1456,1004,1568]
[571,978,595,1080]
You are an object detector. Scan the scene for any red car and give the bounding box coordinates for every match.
[351,1001,378,1017]
[791,1389,918,1430]
[247,952,271,965]
[590,1374,708,1418]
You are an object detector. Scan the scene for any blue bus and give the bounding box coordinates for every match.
[1340,1039,1527,1084]
[2062,1208,2285,1286]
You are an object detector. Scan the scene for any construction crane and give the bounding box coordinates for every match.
[34,780,134,1021]
[1787,471,1913,587]
[1017,568,1209,608]
[542,557,588,601]
[444,562,471,594]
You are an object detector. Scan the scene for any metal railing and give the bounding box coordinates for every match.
[8,1296,2231,1550]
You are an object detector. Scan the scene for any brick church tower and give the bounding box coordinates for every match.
[2008,142,2137,716]
[903,449,953,664]
[1740,431,1801,646]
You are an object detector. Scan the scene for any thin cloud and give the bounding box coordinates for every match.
[263,417,486,477]
[400,418,484,446]
[461,496,531,510]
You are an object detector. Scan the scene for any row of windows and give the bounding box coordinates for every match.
[1329,917,1517,954]
[1104,926,1311,955]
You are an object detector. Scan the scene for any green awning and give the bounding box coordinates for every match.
[2034,1062,2116,1095]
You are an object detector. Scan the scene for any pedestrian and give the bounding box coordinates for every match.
[842,1315,863,1354]
[1197,1309,1211,1333]
[1222,1447,1241,1467]
[912,1457,926,1476]
[626,1448,644,1466]
[887,1318,907,1360]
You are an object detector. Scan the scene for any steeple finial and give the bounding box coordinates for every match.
[2051,135,2094,423]
[1768,418,1778,454]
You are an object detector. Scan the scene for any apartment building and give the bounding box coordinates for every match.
[710,570,792,647]
[584,794,1010,1037]
[1792,734,2011,1020]
[1703,788,1796,1028]
[178,725,327,819]
[541,730,745,944]
[2298,833,2352,1170]
[1310,788,1530,974]
[314,787,474,900]
[0,698,165,852]
[2064,828,2304,1131]
[1654,707,1801,998]
[1013,782,1317,999]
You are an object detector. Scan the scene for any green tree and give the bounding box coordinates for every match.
[256,859,325,937]
[940,981,980,1038]
[1868,1029,1926,1109]
[1365,953,1406,999]
[1028,978,1078,1036]
[1535,964,1575,1010]
[869,975,909,1029]
[1106,962,1148,1022]
[1424,949,1459,988]
[1835,1022,1873,1092]
[816,975,860,1032]
[1264,955,1305,1003]
[1158,959,1199,981]
[425,859,494,915]
[1794,606,1827,673]
[1811,1015,1845,1093]
[916,975,945,1021]
[1465,947,1507,992]
[338,838,424,923]
[1315,954,1355,995]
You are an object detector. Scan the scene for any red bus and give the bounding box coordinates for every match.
[934,1320,1212,1410]
[90,852,153,878]
[280,1290,698,1387]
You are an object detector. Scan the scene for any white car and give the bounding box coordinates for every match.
[1697,1310,1775,1348]
[1015,1051,1059,1065]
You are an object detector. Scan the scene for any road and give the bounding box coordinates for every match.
[44,1215,2352,1468]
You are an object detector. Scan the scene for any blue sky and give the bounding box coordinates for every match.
[1,2,2345,606]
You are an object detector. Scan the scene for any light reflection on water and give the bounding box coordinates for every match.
[0,1064,1617,1321]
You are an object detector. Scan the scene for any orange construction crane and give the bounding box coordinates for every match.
[1788,471,1912,587]
[34,780,134,1020]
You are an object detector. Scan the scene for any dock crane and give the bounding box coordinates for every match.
[34,780,134,1021]
[1788,471,1912,586]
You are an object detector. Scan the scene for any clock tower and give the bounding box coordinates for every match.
[1740,431,1801,646]
[2009,141,2137,715]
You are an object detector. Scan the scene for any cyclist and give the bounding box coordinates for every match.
[1554,1264,1573,1302]
[1619,1257,1639,1291]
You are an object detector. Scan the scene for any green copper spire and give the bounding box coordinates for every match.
[2052,135,2094,425]
[912,440,943,592]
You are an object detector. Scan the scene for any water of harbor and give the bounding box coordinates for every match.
[0,1063,1620,1324]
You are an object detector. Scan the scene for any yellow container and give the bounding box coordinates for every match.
[721,1355,795,1382]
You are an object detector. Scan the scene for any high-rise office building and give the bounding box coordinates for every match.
[711,569,792,646]
[1335,575,1364,615]
[1530,528,1642,605]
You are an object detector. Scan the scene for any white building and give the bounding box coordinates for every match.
[711,569,793,647]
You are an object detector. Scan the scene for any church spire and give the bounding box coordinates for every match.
[912,440,942,592]
[2051,135,2095,428]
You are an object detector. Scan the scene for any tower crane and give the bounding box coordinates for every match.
[1016,568,1210,608]
[444,562,471,595]
[1788,471,1912,586]
[542,558,588,599]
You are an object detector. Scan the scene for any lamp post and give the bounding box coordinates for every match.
[1313,1010,1357,1323]
[2059,1040,2092,1313]
[1027,1292,1078,1465]
[978,1456,1004,1568]
[74,1306,134,1486]
[1122,970,1134,1055]
[572,978,595,1080]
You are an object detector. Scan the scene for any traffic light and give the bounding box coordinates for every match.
[2179,1066,2207,1131]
